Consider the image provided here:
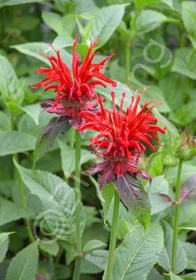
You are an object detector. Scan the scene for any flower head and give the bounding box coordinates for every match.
[79,88,166,189]
[32,34,116,128]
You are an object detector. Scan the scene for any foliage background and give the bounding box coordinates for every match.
[0,0,196,279]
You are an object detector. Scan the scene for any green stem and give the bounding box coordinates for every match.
[172,159,183,274]
[104,189,120,280]
[11,115,34,243]
[125,41,130,85]
[73,130,82,280]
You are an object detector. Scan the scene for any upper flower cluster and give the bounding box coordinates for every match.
[32,34,116,127]
[79,88,166,188]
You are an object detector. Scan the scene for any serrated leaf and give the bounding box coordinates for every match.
[52,35,74,49]
[89,4,126,48]
[114,174,151,231]
[0,131,36,156]
[111,223,163,280]
[40,240,59,257]
[183,242,196,271]
[180,174,196,202]
[14,162,85,245]
[42,11,64,35]
[34,117,70,163]
[182,1,196,49]
[171,48,196,80]
[0,55,22,104]
[158,221,187,273]
[0,197,34,226]
[81,250,108,274]
[5,241,39,280]
[150,193,173,214]
[12,43,72,68]
[134,10,167,34]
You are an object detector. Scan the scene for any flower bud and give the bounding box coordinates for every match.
[162,153,178,167]
[176,130,196,161]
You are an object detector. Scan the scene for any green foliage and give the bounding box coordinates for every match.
[5,241,39,280]
[0,0,196,278]
[112,223,163,279]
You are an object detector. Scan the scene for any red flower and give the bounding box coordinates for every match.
[32,34,116,128]
[79,88,166,189]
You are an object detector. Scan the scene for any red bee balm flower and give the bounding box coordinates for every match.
[32,35,116,128]
[79,88,166,189]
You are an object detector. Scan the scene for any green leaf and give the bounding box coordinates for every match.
[153,108,179,147]
[134,0,161,11]
[145,176,169,195]
[42,11,64,35]
[170,101,196,126]
[171,48,196,79]
[102,183,115,224]
[0,0,43,7]
[0,232,13,263]
[180,174,196,202]
[183,242,196,270]
[58,139,94,178]
[83,240,106,253]
[81,250,108,274]
[170,272,182,280]
[14,162,85,244]
[147,268,165,280]
[0,197,34,226]
[0,131,36,156]
[96,81,134,111]
[6,103,42,125]
[158,221,187,273]
[52,35,74,49]
[40,240,59,257]
[34,117,70,163]
[112,223,163,280]
[42,11,75,36]
[107,199,133,239]
[0,112,11,131]
[145,176,173,214]
[5,241,39,280]
[0,55,22,104]
[159,74,184,112]
[114,174,151,231]
[134,10,167,34]
[89,4,126,48]
[12,43,72,68]
[182,1,196,49]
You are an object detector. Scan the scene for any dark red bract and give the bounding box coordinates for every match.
[79,88,166,189]
[32,34,116,128]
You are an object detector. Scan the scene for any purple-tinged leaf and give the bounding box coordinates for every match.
[179,173,196,202]
[34,117,70,163]
[150,193,173,214]
[113,174,151,231]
